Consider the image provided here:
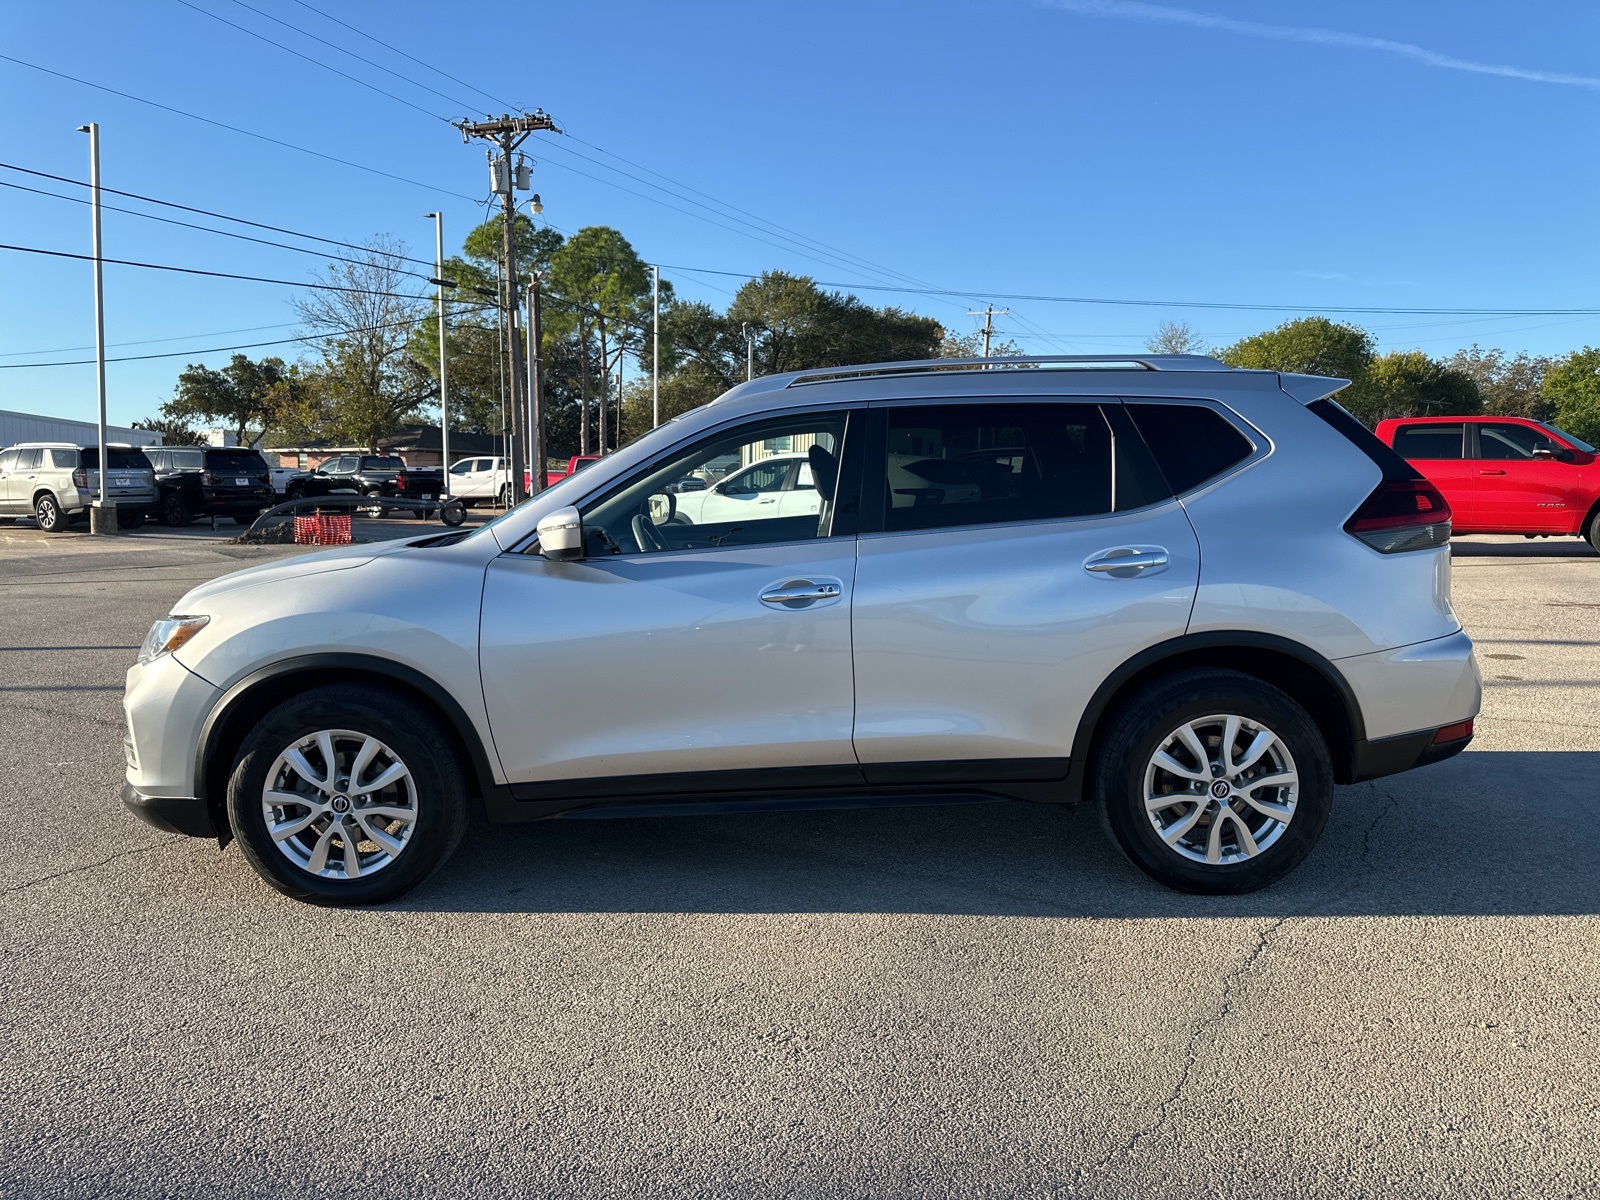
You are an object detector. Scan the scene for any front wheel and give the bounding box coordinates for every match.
[226,685,468,905]
[1092,669,1332,895]
[498,484,513,508]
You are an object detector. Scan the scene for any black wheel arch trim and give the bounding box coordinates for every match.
[1063,630,1370,797]
[193,653,506,820]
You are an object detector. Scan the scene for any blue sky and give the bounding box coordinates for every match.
[3,0,1598,427]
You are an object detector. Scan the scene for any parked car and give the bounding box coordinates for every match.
[123,354,1480,906]
[524,454,601,496]
[146,446,275,527]
[669,452,821,526]
[0,442,156,531]
[448,456,512,507]
[268,466,301,497]
[284,455,446,517]
[1376,415,1600,551]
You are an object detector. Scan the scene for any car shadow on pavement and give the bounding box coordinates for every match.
[397,750,1600,919]
[1452,538,1597,558]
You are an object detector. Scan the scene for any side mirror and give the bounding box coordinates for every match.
[537,505,584,561]
[646,491,675,526]
[1533,443,1555,459]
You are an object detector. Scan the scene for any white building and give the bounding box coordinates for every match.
[0,408,162,448]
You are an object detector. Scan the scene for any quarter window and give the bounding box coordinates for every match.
[1126,403,1255,494]
[1391,424,1465,461]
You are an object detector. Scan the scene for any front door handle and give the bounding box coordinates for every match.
[1084,546,1170,576]
[1478,469,1507,476]
[760,580,842,607]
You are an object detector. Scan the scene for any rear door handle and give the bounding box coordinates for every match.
[1478,469,1507,476]
[760,579,842,607]
[1084,546,1169,576]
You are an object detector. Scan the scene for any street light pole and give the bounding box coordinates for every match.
[77,122,112,533]
[651,265,660,428]
[426,212,450,495]
[743,321,754,382]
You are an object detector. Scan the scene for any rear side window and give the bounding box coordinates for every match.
[48,448,77,468]
[207,449,269,472]
[168,449,206,470]
[880,402,1151,533]
[1391,423,1464,460]
[1126,403,1254,495]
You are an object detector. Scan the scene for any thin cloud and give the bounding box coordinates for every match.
[1041,0,1600,91]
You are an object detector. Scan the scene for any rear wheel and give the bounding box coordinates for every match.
[1585,510,1600,555]
[226,685,468,905]
[34,493,68,533]
[161,493,191,528]
[363,488,387,518]
[1093,670,1332,894]
[498,484,513,508]
[117,509,146,530]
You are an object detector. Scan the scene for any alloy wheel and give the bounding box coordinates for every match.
[260,729,419,880]
[1142,713,1299,865]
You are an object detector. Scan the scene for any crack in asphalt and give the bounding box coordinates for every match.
[1,836,182,896]
[1072,785,1403,1192]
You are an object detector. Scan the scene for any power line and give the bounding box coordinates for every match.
[0,177,439,281]
[0,305,494,369]
[0,52,477,202]
[171,0,450,124]
[0,242,439,300]
[0,321,301,359]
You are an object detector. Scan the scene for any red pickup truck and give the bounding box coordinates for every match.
[524,453,601,493]
[1375,415,1600,551]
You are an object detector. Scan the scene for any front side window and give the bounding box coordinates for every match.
[1479,422,1551,460]
[1392,423,1465,461]
[0,450,18,472]
[877,402,1152,533]
[577,412,851,556]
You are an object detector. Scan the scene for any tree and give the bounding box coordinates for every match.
[164,354,297,446]
[295,237,433,451]
[1146,321,1208,355]
[1441,345,1552,420]
[1542,348,1600,445]
[131,413,206,445]
[1219,317,1379,420]
[937,330,1023,358]
[1366,351,1482,421]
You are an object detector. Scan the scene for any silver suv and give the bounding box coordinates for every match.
[0,442,156,531]
[121,356,1480,905]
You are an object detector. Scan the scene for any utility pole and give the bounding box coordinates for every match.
[651,265,660,428]
[425,212,451,494]
[526,270,547,493]
[454,112,558,501]
[77,122,113,534]
[968,306,1009,358]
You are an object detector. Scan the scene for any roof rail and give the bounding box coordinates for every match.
[785,353,1231,387]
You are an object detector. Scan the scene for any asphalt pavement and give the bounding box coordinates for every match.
[1,528,1596,1198]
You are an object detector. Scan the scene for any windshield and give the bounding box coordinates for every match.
[80,447,154,470]
[1538,422,1597,454]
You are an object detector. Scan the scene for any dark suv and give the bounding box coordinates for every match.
[147,446,275,527]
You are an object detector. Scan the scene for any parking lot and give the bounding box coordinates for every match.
[1,529,1597,1198]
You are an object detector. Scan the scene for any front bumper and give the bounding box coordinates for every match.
[122,784,218,837]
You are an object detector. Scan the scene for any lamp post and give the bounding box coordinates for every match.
[77,122,113,534]
[651,265,660,428]
[424,212,450,494]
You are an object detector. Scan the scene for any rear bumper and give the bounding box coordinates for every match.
[122,783,218,838]
[1350,724,1474,782]
[1338,629,1481,742]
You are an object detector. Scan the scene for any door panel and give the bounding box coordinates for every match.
[1474,422,1589,533]
[851,505,1200,764]
[480,541,859,783]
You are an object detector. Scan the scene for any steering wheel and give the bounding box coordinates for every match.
[632,513,668,553]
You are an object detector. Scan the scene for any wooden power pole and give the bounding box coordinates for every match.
[454,112,559,501]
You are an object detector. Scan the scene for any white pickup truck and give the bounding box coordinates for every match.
[448,456,515,506]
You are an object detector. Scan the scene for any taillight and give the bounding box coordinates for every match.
[72,468,87,487]
[202,471,216,485]
[1344,478,1451,553]
[396,472,407,489]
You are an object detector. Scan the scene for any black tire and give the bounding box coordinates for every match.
[34,493,69,533]
[226,685,468,906]
[1585,510,1600,555]
[498,484,513,508]
[117,509,146,530]
[161,493,191,528]
[1092,669,1333,895]
[363,488,387,519]
[440,500,466,527]
[232,514,258,527]
[285,486,305,503]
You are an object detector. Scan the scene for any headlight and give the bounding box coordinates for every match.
[138,615,210,664]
